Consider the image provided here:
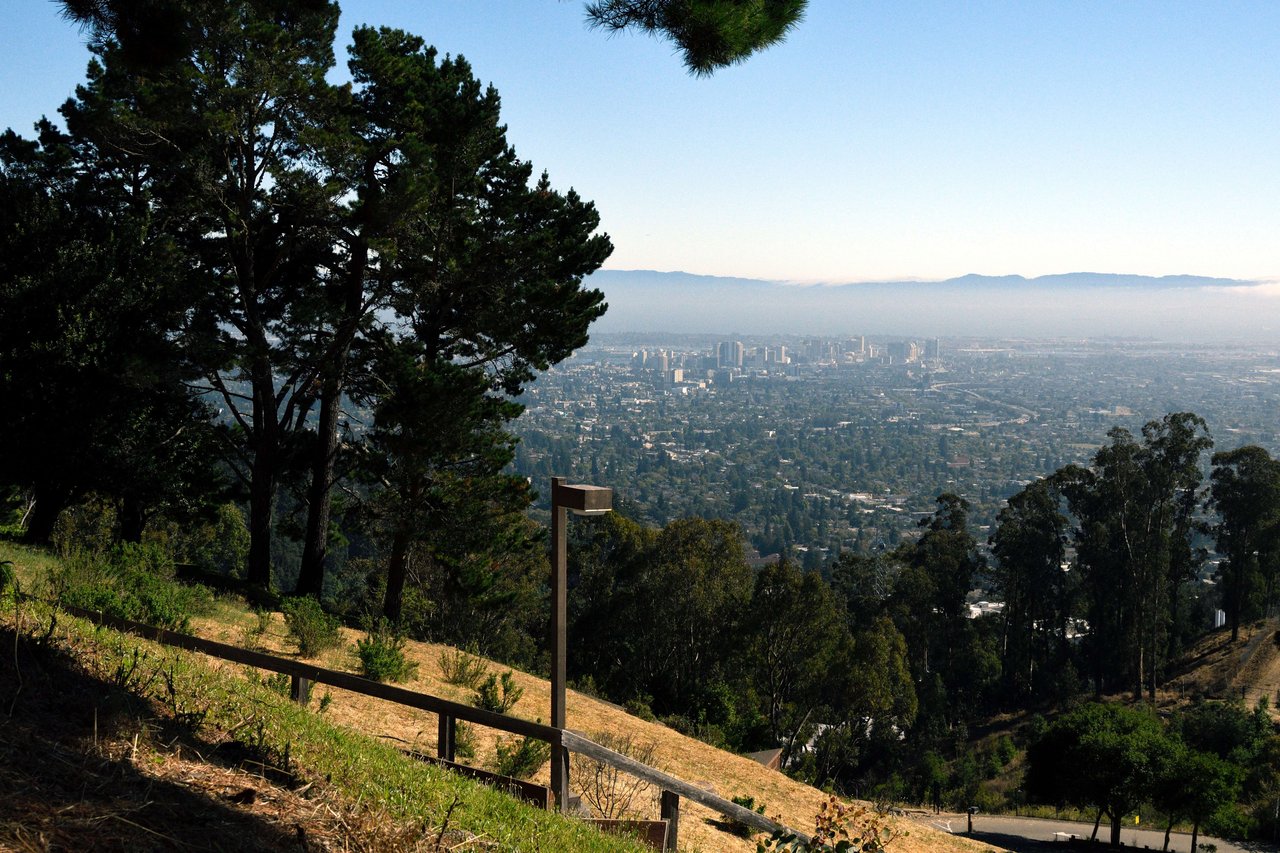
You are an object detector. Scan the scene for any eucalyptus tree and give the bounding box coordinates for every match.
[989,477,1071,700]
[1060,414,1211,698]
[1210,445,1280,640]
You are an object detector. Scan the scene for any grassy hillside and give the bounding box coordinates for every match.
[0,541,1003,852]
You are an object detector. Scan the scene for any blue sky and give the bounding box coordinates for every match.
[4,1,1280,284]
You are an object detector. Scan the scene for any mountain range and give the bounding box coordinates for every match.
[584,270,1279,341]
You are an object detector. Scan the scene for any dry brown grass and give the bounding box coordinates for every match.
[188,609,1005,853]
[1161,617,1280,719]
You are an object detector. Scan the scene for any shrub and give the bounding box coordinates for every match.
[0,560,14,599]
[282,596,341,657]
[454,721,477,760]
[356,621,418,683]
[438,646,488,688]
[494,735,550,780]
[473,670,523,714]
[731,794,767,838]
[573,731,659,818]
[994,735,1017,766]
[757,796,906,852]
[623,697,657,723]
[52,543,212,632]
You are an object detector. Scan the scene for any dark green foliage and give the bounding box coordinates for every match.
[493,735,551,780]
[0,125,225,545]
[1026,702,1170,845]
[586,0,806,74]
[355,620,418,683]
[1210,446,1280,641]
[729,794,767,837]
[569,514,752,719]
[60,1,807,77]
[281,597,341,658]
[52,542,213,632]
[989,478,1072,701]
[473,670,523,714]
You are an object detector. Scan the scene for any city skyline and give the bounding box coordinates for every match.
[6,2,1280,285]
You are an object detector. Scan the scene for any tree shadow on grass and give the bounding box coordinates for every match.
[0,623,310,851]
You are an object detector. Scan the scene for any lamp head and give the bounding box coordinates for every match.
[553,482,613,516]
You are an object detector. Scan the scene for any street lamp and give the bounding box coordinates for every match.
[549,476,612,811]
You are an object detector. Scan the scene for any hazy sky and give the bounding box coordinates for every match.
[4,1,1280,284]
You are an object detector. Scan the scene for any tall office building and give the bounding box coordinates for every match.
[717,340,744,368]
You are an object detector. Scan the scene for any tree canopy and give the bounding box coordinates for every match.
[59,0,807,75]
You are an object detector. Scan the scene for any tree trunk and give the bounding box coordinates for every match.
[23,484,70,545]
[1110,812,1122,847]
[296,376,343,596]
[296,238,366,597]
[1091,809,1103,842]
[118,494,145,543]
[245,357,281,591]
[382,526,411,625]
[1163,821,1172,851]
[1191,821,1199,853]
[246,440,276,590]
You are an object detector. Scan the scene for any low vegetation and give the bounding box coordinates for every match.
[473,670,524,715]
[355,619,419,683]
[0,580,647,851]
[282,596,342,657]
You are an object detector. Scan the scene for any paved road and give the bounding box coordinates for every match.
[911,813,1275,853]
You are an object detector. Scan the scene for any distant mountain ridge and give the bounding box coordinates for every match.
[584,269,1276,341]
[594,269,1250,290]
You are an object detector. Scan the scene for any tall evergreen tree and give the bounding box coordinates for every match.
[1210,445,1280,640]
[990,477,1071,701]
[41,8,611,594]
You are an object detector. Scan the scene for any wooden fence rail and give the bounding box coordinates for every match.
[48,601,810,848]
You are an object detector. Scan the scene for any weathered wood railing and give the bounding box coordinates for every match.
[52,602,810,849]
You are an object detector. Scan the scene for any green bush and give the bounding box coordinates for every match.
[623,697,657,722]
[494,735,551,780]
[282,596,341,657]
[355,621,418,683]
[438,646,488,688]
[52,543,213,632]
[474,670,523,714]
[730,794,767,837]
[454,721,477,760]
[994,735,1018,766]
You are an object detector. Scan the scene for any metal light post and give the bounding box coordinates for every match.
[549,476,612,811]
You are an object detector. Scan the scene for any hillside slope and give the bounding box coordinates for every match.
[189,605,999,853]
[2,540,1003,852]
[1163,618,1280,718]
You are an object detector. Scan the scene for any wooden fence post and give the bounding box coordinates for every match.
[660,790,680,851]
[552,730,570,811]
[438,714,456,762]
[290,675,312,706]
